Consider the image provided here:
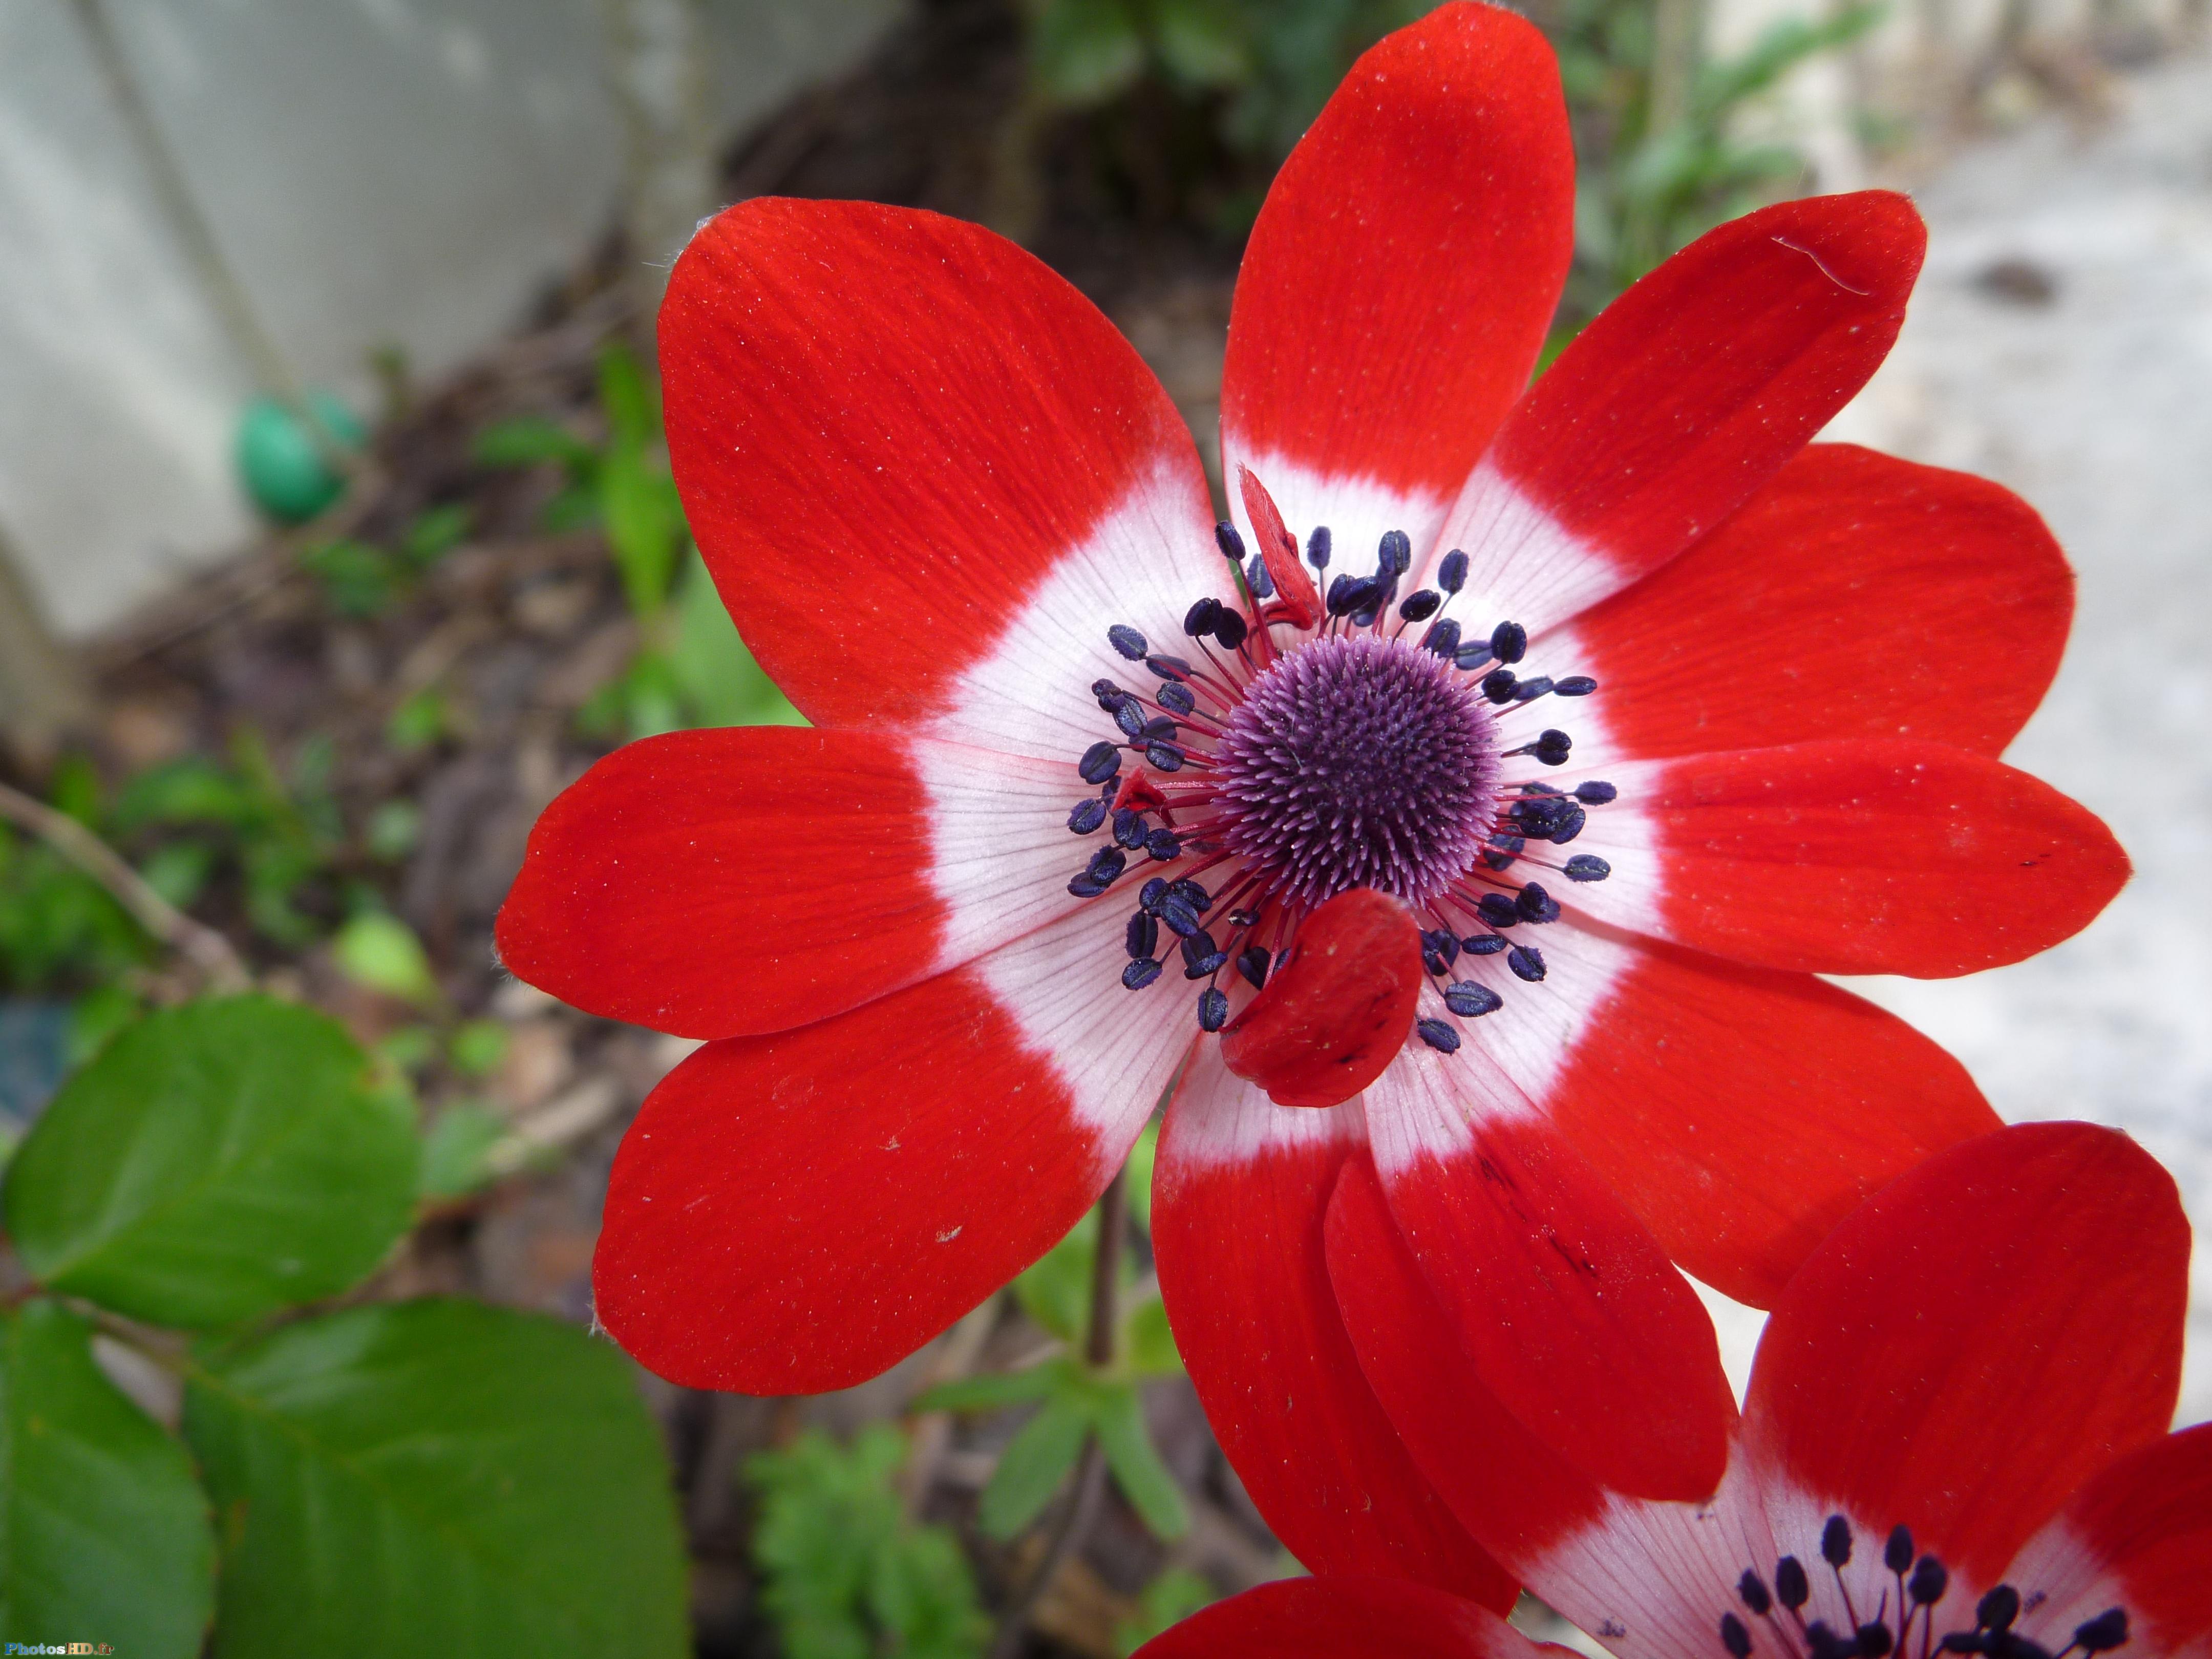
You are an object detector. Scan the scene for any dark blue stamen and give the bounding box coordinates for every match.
[1068,873,1110,898]
[1145,654,1192,682]
[1100,777,1119,804]
[1481,847,1519,871]
[1823,1517,1854,1568]
[1510,796,1572,837]
[1455,642,1494,672]
[1167,878,1212,911]
[1306,526,1331,568]
[1213,610,1249,651]
[1533,729,1573,766]
[1563,854,1611,882]
[1399,589,1441,623]
[1443,981,1502,1016]
[1114,700,1147,738]
[1437,549,1467,593]
[1215,521,1246,562]
[1507,944,1546,982]
[1158,896,1202,938]
[1181,931,1228,977]
[1184,597,1222,637]
[1145,741,1185,772]
[1415,1017,1460,1053]
[1557,676,1598,697]
[1378,529,1412,576]
[1482,668,1518,704]
[1068,798,1108,834]
[1138,715,1178,743]
[1197,987,1229,1031]
[1326,574,1377,617]
[1227,908,1260,928]
[1490,832,1526,853]
[1126,912,1159,960]
[1513,675,1556,703]
[1516,882,1561,923]
[1978,1589,2020,1634]
[1122,958,1163,990]
[1145,828,1181,861]
[1775,1558,1811,1611]
[1247,555,1274,599]
[1113,809,1148,849]
[1237,945,1270,989]
[1462,934,1509,956]
[1157,682,1196,715]
[1139,877,1168,913]
[1109,624,1149,660]
[1886,1528,1915,1576]
[1521,780,1564,795]
[1546,802,1587,844]
[1091,677,1121,702]
[1422,618,1462,658]
[1721,1614,1753,1659]
[2074,1610,2128,1652]
[1575,780,1618,804]
[1087,846,1126,885]
[1079,741,1120,784]
[1490,621,1527,664]
[1421,928,1460,972]
[1477,894,1520,928]
[1908,1559,1947,1607]
[1739,1572,1773,1618]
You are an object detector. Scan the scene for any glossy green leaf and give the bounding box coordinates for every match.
[182,1299,687,1658]
[0,1300,214,1655]
[979,1393,1090,1540]
[1094,1381,1188,1540]
[2,996,418,1327]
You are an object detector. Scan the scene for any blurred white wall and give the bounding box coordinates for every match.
[0,0,900,637]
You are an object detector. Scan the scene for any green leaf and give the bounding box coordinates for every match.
[979,1393,1090,1540]
[595,343,658,450]
[0,1300,215,1655]
[331,911,439,1006]
[446,1018,509,1078]
[667,552,807,728]
[472,414,596,475]
[398,502,471,569]
[1126,1118,1160,1235]
[1093,1380,1188,1540]
[418,1101,507,1199]
[2,996,418,1327]
[1152,0,1250,88]
[600,452,684,620]
[1116,1567,1217,1656]
[915,1358,1070,1414]
[182,1299,688,1658]
[1030,0,1147,108]
[301,539,401,618]
[1122,1293,1182,1378]
[1013,1213,1096,1343]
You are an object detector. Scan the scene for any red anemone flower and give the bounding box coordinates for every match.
[495,0,2128,1600]
[1139,1121,2208,1659]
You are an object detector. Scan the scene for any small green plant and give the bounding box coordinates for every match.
[300,502,471,618]
[0,995,691,1654]
[475,344,803,738]
[746,1424,991,1659]
[921,1124,1189,1545]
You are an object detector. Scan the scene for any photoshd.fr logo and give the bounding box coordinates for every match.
[5,1644,112,1654]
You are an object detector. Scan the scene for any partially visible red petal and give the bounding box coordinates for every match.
[1154,1048,1514,1607]
[1221,1,1574,561]
[594,901,1190,1393]
[1743,1122,2189,1588]
[1561,738,2130,976]
[1362,1050,1737,1501]
[1533,927,1998,1308]
[1132,1577,1556,1659]
[1325,1150,1609,1563]
[1439,194,1925,628]
[663,198,1221,756]
[1238,464,1323,630]
[2005,1424,2212,1657]
[1220,888,1424,1109]
[1556,443,2074,764]
[497,727,1095,1039]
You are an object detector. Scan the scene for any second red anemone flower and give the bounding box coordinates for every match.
[496,0,2128,1604]
[1137,1121,2209,1659]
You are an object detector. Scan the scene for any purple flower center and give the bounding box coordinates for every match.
[1211,634,1501,910]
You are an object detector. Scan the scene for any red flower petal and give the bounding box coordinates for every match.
[1325,1150,1610,1566]
[1556,443,2074,764]
[1154,1049,1514,1606]
[1220,888,1424,1109]
[594,902,1191,1393]
[2006,1423,2212,1656]
[1221,1,1574,562]
[1561,738,2130,976]
[1238,464,1323,631]
[1361,1050,1737,1501]
[1534,930,1998,1307]
[497,727,1099,1039]
[663,198,1220,754]
[1742,1122,2189,1588]
[1439,193,1925,628]
[1131,1577,1551,1659]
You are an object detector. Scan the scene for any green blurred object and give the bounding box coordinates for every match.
[418,1100,508,1199]
[747,1426,988,1659]
[1116,1569,1219,1656]
[235,392,365,524]
[332,911,440,1008]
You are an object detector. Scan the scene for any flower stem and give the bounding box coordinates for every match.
[989,1165,1127,1657]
